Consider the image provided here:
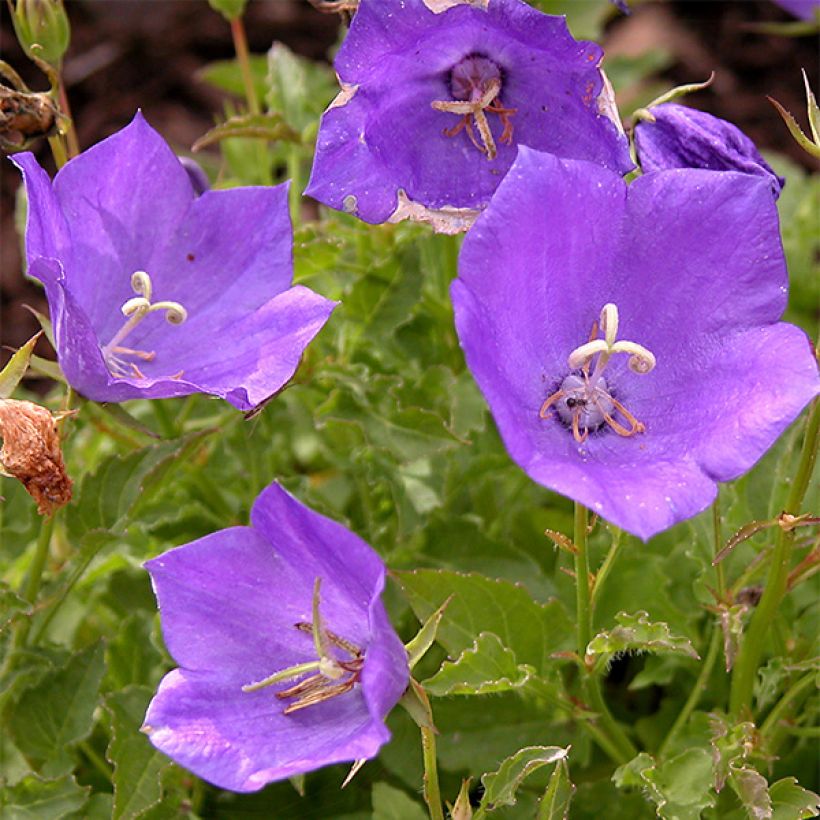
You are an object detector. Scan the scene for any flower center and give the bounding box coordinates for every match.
[431,53,516,160]
[540,303,656,444]
[101,271,188,380]
[241,578,364,715]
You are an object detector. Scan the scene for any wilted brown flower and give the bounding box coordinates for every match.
[0,399,72,515]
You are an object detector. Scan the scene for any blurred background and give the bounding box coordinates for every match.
[1,0,818,369]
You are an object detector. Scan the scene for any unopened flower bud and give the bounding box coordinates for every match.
[206,0,248,21]
[0,399,72,515]
[178,157,210,196]
[11,0,71,70]
[634,103,785,199]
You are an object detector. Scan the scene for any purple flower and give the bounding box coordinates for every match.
[452,148,819,540]
[306,0,633,231]
[772,0,819,20]
[634,103,785,199]
[12,113,336,411]
[143,482,409,792]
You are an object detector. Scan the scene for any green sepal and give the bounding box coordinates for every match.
[0,332,41,399]
[206,0,248,21]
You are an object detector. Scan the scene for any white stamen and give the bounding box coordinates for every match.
[567,303,655,384]
[101,270,187,378]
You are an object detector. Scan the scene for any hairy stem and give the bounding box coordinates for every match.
[574,503,637,764]
[729,400,819,716]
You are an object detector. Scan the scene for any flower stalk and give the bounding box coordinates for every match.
[574,503,637,764]
[421,723,444,820]
[729,398,819,716]
[230,16,259,116]
[12,512,55,650]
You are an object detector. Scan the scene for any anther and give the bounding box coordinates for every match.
[241,577,364,713]
[101,271,187,379]
[432,55,516,159]
[540,303,656,443]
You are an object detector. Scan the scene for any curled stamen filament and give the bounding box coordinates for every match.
[102,271,187,377]
[540,303,655,443]
[432,78,517,160]
[568,303,655,386]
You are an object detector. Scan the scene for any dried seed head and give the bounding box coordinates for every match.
[0,398,72,515]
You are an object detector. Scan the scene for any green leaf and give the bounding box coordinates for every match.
[10,641,105,777]
[265,42,337,132]
[105,686,170,820]
[192,112,300,152]
[406,594,452,671]
[66,430,212,540]
[479,746,568,812]
[0,774,89,819]
[613,749,716,820]
[586,611,699,664]
[394,569,573,676]
[424,632,536,696]
[372,782,427,820]
[729,766,771,820]
[537,756,575,820]
[198,55,268,101]
[105,613,163,690]
[0,333,40,398]
[768,96,820,159]
[0,582,31,637]
[770,777,820,820]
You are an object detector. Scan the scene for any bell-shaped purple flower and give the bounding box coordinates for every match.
[306,0,633,232]
[143,482,409,792]
[12,113,336,411]
[452,148,819,540]
[634,103,785,199]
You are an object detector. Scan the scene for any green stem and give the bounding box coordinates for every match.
[729,400,819,716]
[151,399,178,438]
[759,670,816,753]
[13,514,56,650]
[47,134,68,169]
[286,147,302,225]
[421,725,445,820]
[56,77,80,158]
[574,503,592,653]
[79,740,113,783]
[31,536,112,645]
[574,503,637,765]
[713,492,725,598]
[230,17,259,115]
[657,626,720,758]
[590,526,623,612]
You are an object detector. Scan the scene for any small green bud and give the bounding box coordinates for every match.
[11,0,70,70]
[206,0,248,21]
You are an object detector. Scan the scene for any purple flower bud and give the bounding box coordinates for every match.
[12,113,336,411]
[143,482,409,792]
[634,103,785,198]
[771,0,819,20]
[306,0,633,232]
[452,148,819,540]
[178,156,210,196]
